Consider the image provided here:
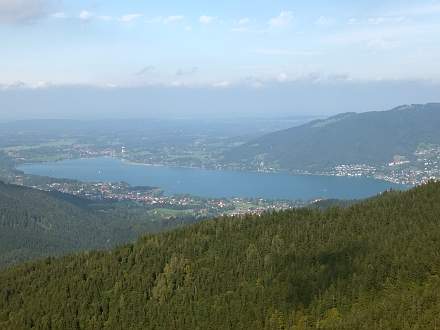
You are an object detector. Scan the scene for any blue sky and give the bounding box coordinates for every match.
[1,1,440,118]
[2,0,440,87]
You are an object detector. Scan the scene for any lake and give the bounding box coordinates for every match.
[18,157,409,200]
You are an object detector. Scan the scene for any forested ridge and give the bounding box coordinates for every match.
[0,181,193,268]
[1,182,440,329]
[225,103,440,170]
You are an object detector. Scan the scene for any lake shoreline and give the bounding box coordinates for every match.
[17,157,410,201]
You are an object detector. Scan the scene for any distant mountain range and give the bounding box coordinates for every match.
[224,103,440,171]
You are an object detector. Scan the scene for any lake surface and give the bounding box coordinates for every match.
[18,157,409,200]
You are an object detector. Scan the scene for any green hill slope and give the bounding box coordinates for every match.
[1,182,440,329]
[0,181,114,267]
[225,103,440,171]
[0,182,187,268]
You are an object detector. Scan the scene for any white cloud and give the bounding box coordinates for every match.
[170,80,185,87]
[33,80,51,89]
[231,17,253,32]
[136,66,156,76]
[176,67,198,76]
[79,10,93,21]
[147,15,184,25]
[0,80,52,90]
[315,16,335,27]
[0,80,27,90]
[367,16,406,25]
[277,72,288,82]
[163,15,184,24]
[238,17,250,25]
[256,49,320,56]
[199,15,215,25]
[0,0,53,24]
[119,13,142,23]
[62,10,113,22]
[212,81,231,88]
[268,11,293,28]
[51,12,66,19]
[240,72,351,87]
[347,16,406,26]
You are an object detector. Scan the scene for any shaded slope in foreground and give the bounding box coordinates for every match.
[1,182,440,329]
[0,181,188,268]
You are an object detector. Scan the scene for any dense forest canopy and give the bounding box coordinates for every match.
[0,181,195,268]
[1,182,440,329]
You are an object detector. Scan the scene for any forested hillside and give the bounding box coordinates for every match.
[225,103,440,170]
[0,182,192,268]
[1,182,440,329]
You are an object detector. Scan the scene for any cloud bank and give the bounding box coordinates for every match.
[1,80,439,120]
[0,0,53,24]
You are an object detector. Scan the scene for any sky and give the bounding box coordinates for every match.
[1,0,440,119]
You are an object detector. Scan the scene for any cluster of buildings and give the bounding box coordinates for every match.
[379,157,440,186]
[227,201,297,217]
[325,146,440,186]
[327,164,377,177]
[23,179,299,218]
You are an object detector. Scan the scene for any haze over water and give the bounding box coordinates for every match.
[19,157,408,200]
